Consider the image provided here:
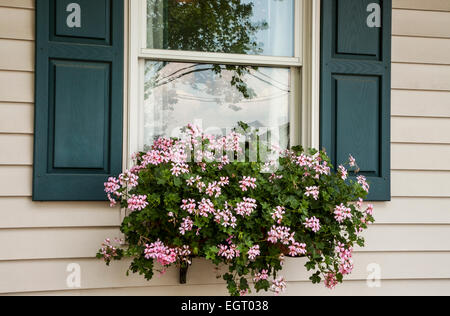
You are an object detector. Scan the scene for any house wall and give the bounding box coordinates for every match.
[0,0,450,296]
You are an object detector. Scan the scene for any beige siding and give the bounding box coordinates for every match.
[0,1,450,296]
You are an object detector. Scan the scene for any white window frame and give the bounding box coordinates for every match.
[126,0,320,167]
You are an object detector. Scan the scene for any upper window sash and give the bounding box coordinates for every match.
[136,0,303,67]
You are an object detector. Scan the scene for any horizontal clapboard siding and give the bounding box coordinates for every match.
[393,9,450,38]
[393,0,450,12]
[2,225,450,261]
[392,36,450,65]
[9,279,450,296]
[392,143,450,170]
[0,103,34,134]
[0,134,33,165]
[2,252,450,294]
[0,39,34,71]
[373,198,450,224]
[392,90,450,118]
[0,0,34,9]
[0,6,34,40]
[392,63,450,91]
[0,197,121,229]
[0,71,34,103]
[392,117,450,144]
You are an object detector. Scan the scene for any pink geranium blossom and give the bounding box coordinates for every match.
[325,273,338,290]
[271,277,287,295]
[248,245,261,261]
[239,176,257,192]
[144,240,177,266]
[288,242,307,257]
[305,186,320,200]
[235,198,257,217]
[334,203,353,223]
[179,217,194,235]
[127,195,148,212]
[271,206,286,224]
[304,217,321,233]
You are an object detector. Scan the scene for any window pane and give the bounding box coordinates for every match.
[146,0,295,57]
[143,61,291,149]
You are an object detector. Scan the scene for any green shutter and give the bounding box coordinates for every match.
[33,0,124,201]
[320,0,391,201]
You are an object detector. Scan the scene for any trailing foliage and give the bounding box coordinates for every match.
[97,124,374,296]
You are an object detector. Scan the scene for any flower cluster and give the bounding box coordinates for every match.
[144,240,177,266]
[271,206,285,224]
[98,123,373,296]
[267,226,295,245]
[218,243,241,260]
[247,245,261,261]
[235,198,257,217]
[98,238,123,264]
[334,203,353,223]
[304,217,321,233]
[335,242,354,275]
[271,277,287,295]
[289,242,307,257]
[239,176,257,192]
[127,195,149,212]
[304,186,320,200]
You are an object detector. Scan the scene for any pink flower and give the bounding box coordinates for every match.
[215,203,237,229]
[198,199,216,217]
[269,174,283,183]
[218,243,240,260]
[305,186,320,200]
[304,217,321,233]
[239,289,249,296]
[171,163,189,177]
[248,245,261,261]
[357,175,370,193]
[181,199,196,214]
[179,217,194,235]
[176,245,192,265]
[99,238,123,262]
[349,155,356,167]
[219,177,230,187]
[127,195,148,212]
[253,270,269,283]
[119,170,139,188]
[357,198,364,209]
[334,203,353,223]
[335,242,354,275]
[239,176,257,192]
[288,242,307,257]
[144,240,177,266]
[267,226,295,245]
[325,273,338,290]
[338,165,348,180]
[271,206,285,224]
[235,198,257,217]
[104,177,120,195]
[366,204,374,216]
[271,277,287,295]
[206,182,221,198]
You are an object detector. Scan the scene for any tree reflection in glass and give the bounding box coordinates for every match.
[147,0,294,57]
[144,61,291,150]
[144,0,294,149]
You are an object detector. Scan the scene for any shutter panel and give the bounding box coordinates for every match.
[320,0,391,201]
[33,0,124,201]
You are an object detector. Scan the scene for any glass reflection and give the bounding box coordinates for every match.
[147,0,295,57]
[144,61,291,149]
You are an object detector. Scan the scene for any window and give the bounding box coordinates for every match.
[128,0,318,156]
